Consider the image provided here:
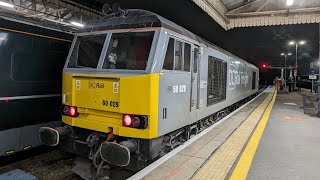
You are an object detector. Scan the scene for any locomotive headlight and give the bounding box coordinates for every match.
[132,117,140,128]
[63,105,69,115]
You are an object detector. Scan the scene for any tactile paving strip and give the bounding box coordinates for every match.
[192,91,274,180]
[0,169,37,180]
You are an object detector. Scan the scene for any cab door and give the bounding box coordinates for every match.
[190,46,199,112]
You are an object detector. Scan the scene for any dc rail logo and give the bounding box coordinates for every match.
[89,81,105,89]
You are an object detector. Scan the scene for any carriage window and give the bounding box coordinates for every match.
[184,43,191,71]
[163,38,174,70]
[207,56,227,106]
[67,34,106,68]
[102,31,154,70]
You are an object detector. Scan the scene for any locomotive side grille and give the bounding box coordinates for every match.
[207,56,227,106]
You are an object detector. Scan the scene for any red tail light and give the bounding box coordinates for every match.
[61,105,79,117]
[122,114,148,129]
[68,106,78,117]
[122,114,134,127]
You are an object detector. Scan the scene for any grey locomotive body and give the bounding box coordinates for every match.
[155,21,259,137]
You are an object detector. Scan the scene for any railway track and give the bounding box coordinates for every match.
[0,149,79,180]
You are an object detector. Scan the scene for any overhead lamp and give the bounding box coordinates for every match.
[0,1,14,8]
[289,41,295,45]
[281,53,285,56]
[288,53,292,55]
[299,40,306,45]
[71,21,85,28]
[235,61,240,64]
[286,0,294,6]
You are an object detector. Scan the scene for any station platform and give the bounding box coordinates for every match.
[129,87,320,180]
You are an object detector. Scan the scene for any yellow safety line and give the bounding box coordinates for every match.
[229,90,277,180]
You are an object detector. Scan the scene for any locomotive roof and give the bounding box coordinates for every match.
[81,9,257,70]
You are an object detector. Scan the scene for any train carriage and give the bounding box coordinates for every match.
[0,18,72,156]
[39,9,258,178]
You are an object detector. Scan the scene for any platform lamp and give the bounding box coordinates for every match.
[288,40,306,90]
[281,52,292,86]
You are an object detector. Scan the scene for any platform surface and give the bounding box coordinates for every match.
[133,87,320,180]
[130,88,274,180]
[247,90,320,180]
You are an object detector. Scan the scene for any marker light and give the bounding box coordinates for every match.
[122,114,134,127]
[0,1,14,8]
[71,21,85,27]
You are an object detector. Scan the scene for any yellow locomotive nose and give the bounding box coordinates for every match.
[61,73,159,139]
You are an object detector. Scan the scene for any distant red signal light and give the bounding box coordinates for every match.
[261,63,269,70]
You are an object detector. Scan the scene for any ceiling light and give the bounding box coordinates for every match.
[281,53,285,56]
[0,1,14,8]
[71,21,85,27]
[288,53,292,56]
[235,61,240,64]
[286,0,294,6]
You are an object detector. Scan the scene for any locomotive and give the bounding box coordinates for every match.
[39,8,259,179]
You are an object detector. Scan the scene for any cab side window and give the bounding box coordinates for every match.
[163,37,191,72]
[163,38,174,70]
[174,41,183,71]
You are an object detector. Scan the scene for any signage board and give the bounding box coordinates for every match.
[309,75,317,80]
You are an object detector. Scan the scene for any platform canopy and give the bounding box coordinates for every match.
[193,0,320,30]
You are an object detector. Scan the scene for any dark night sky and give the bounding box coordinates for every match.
[78,0,320,82]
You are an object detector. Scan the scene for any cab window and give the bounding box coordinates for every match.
[67,34,106,68]
[102,31,154,70]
